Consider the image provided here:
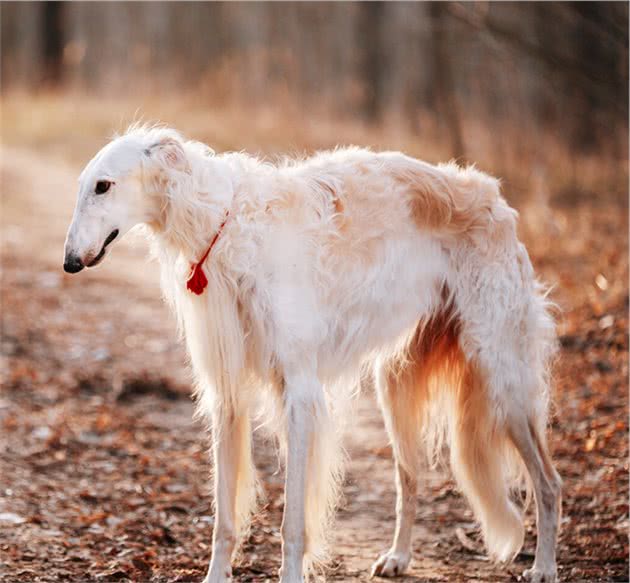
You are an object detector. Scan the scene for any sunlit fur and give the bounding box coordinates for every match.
[65,125,561,583]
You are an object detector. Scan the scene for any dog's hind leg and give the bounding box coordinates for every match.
[449,240,559,570]
[204,411,255,583]
[508,413,561,583]
[371,355,422,578]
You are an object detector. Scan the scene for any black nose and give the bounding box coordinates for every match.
[63,255,84,274]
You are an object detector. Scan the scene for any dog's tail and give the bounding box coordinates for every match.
[446,360,527,561]
[444,281,558,562]
[393,309,532,563]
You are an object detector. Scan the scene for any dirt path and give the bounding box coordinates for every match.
[1,146,627,582]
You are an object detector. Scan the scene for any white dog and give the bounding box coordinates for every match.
[64,126,561,583]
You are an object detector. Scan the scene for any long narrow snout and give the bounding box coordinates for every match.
[63,228,119,274]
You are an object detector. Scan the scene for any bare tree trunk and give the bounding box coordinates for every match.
[42,1,64,85]
[429,3,465,159]
[358,1,386,122]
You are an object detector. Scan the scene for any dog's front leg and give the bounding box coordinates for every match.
[279,372,320,583]
[204,413,246,583]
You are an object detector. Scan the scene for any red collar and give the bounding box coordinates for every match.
[186,210,230,295]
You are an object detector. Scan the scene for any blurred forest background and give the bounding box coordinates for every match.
[2,1,628,200]
[1,3,628,582]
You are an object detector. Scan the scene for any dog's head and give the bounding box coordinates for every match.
[63,127,189,273]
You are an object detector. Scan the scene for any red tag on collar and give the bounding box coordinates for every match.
[186,262,209,295]
[186,211,230,295]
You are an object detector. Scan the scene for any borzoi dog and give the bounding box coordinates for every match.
[63,126,561,583]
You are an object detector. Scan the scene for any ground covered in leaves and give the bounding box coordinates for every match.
[1,138,628,582]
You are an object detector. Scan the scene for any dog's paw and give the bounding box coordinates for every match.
[371,550,411,578]
[202,565,232,583]
[278,562,304,583]
[523,565,557,583]
[279,570,304,583]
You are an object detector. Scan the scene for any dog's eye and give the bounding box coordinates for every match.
[95,180,112,195]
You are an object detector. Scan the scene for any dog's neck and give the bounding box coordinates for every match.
[148,154,236,263]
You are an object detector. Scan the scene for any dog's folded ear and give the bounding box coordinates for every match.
[145,135,191,174]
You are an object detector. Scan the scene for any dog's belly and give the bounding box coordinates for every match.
[317,231,450,379]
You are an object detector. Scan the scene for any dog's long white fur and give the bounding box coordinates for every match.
[65,126,562,583]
